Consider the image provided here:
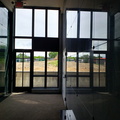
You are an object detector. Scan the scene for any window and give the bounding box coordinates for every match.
[79,52,90,75]
[47,10,59,37]
[34,51,45,75]
[80,11,91,38]
[0,8,8,36]
[16,52,30,87]
[15,9,32,36]
[67,52,77,75]
[92,40,107,51]
[47,52,58,75]
[15,38,32,49]
[34,9,45,37]
[92,12,107,38]
[0,7,8,91]
[79,77,90,87]
[93,54,106,87]
[66,11,77,38]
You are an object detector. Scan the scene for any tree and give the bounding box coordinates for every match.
[16,53,29,58]
[79,55,89,63]
[49,52,58,59]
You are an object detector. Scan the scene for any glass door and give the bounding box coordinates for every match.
[15,52,31,88]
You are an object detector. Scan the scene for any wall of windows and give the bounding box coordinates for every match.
[0,6,9,96]
[14,8,60,91]
[66,10,107,89]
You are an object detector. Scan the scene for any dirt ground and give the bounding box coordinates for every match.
[16,61,105,72]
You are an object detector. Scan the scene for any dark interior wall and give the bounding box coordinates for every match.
[112,12,120,95]
[115,13,120,39]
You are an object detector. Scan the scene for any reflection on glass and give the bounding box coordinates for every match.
[67,77,76,87]
[33,77,44,87]
[80,11,90,38]
[47,52,58,74]
[34,9,45,37]
[0,72,5,87]
[92,12,107,38]
[15,8,32,36]
[100,54,106,87]
[47,77,57,87]
[67,52,76,76]
[93,54,106,87]
[114,13,120,39]
[34,52,45,75]
[0,8,8,36]
[92,41,107,51]
[79,77,90,87]
[66,11,77,38]
[47,10,59,37]
[15,39,32,49]
[93,54,99,87]
[79,52,90,75]
[0,7,8,92]
[100,74,106,87]
[0,39,7,71]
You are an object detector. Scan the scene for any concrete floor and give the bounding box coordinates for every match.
[0,93,65,120]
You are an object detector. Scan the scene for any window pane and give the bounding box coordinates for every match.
[15,9,32,36]
[34,9,45,37]
[93,54,99,87]
[23,53,30,72]
[93,54,106,87]
[23,53,30,87]
[0,7,8,92]
[80,11,90,38]
[0,8,8,36]
[92,41,107,51]
[79,77,90,87]
[23,73,30,87]
[47,10,59,37]
[100,54,106,87]
[47,52,58,75]
[16,52,23,71]
[92,12,107,38]
[15,39,32,49]
[47,77,58,87]
[33,77,44,87]
[114,13,120,39]
[67,77,77,87]
[16,52,23,87]
[16,73,22,87]
[0,38,7,71]
[79,52,90,75]
[67,52,77,75]
[34,52,45,75]
[66,11,77,38]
